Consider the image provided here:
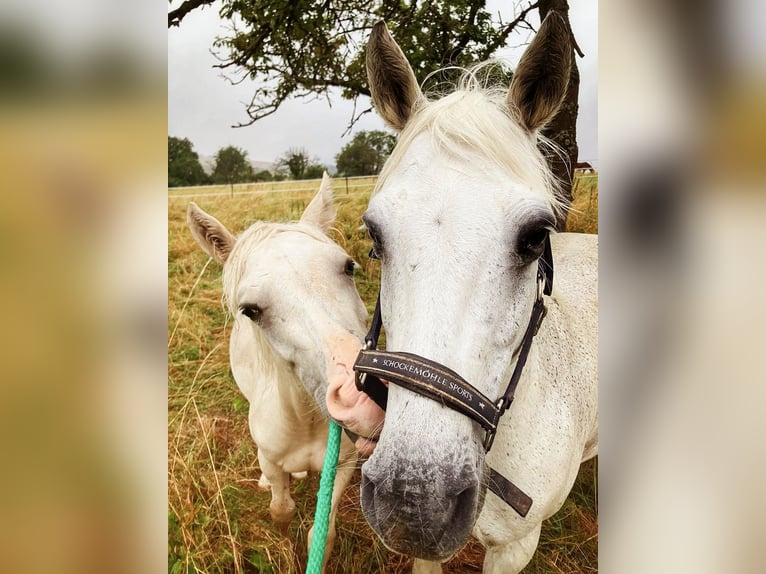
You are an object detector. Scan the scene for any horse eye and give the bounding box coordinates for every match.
[240,304,263,323]
[365,222,384,260]
[517,225,550,261]
[344,258,356,277]
[524,228,548,250]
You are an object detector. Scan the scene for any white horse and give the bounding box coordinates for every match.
[325,16,597,573]
[187,174,385,566]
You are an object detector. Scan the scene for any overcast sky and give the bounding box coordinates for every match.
[168,1,597,168]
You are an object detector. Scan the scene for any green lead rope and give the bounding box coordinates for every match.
[305,420,341,574]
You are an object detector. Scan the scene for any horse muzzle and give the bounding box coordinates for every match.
[360,454,481,560]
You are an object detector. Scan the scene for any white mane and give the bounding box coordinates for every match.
[375,66,566,218]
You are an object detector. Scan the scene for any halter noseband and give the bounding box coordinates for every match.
[352,235,554,517]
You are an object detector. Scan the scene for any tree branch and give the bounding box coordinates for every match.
[447,1,483,62]
[479,1,539,60]
[168,0,216,28]
[571,29,585,58]
[232,75,366,129]
[342,95,373,136]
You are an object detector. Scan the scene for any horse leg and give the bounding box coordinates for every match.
[258,449,294,532]
[307,461,355,570]
[258,470,303,491]
[257,473,272,491]
[412,558,442,573]
[482,524,542,574]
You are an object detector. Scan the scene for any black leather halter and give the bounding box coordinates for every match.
[352,235,554,517]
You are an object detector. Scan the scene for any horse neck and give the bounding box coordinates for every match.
[504,299,584,430]
[243,323,318,418]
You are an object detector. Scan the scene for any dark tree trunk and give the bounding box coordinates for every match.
[538,0,580,231]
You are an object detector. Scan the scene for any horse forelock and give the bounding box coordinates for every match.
[374,65,566,218]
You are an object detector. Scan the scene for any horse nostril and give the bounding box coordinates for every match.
[454,483,479,521]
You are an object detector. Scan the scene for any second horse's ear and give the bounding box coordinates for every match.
[508,12,572,132]
[187,202,236,263]
[300,172,336,233]
[366,20,424,132]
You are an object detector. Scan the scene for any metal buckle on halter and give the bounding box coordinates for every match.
[533,273,548,335]
[482,400,505,450]
[355,340,374,391]
[536,270,546,301]
[355,371,368,392]
[483,426,498,451]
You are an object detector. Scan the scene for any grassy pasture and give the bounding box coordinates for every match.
[168,174,598,573]
[565,174,599,234]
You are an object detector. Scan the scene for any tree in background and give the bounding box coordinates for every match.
[303,164,327,179]
[169,0,539,124]
[168,136,208,187]
[253,169,273,182]
[275,147,309,180]
[169,0,581,228]
[275,147,325,180]
[211,146,253,193]
[335,130,396,176]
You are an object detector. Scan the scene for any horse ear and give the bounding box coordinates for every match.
[187,202,236,263]
[300,172,336,233]
[508,12,572,132]
[366,20,423,132]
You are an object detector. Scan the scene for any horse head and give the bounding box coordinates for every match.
[357,15,572,560]
[187,174,385,448]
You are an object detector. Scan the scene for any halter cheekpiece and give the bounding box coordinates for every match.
[352,234,554,517]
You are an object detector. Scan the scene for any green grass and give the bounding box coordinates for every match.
[168,174,598,573]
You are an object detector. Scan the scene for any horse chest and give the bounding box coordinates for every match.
[276,437,328,473]
[250,407,328,473]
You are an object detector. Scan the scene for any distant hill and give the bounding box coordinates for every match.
[199,154,274,175]
[250,160,276,174]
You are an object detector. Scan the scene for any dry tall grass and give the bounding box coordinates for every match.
[168,174,598,573]
[565,174,599,234]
